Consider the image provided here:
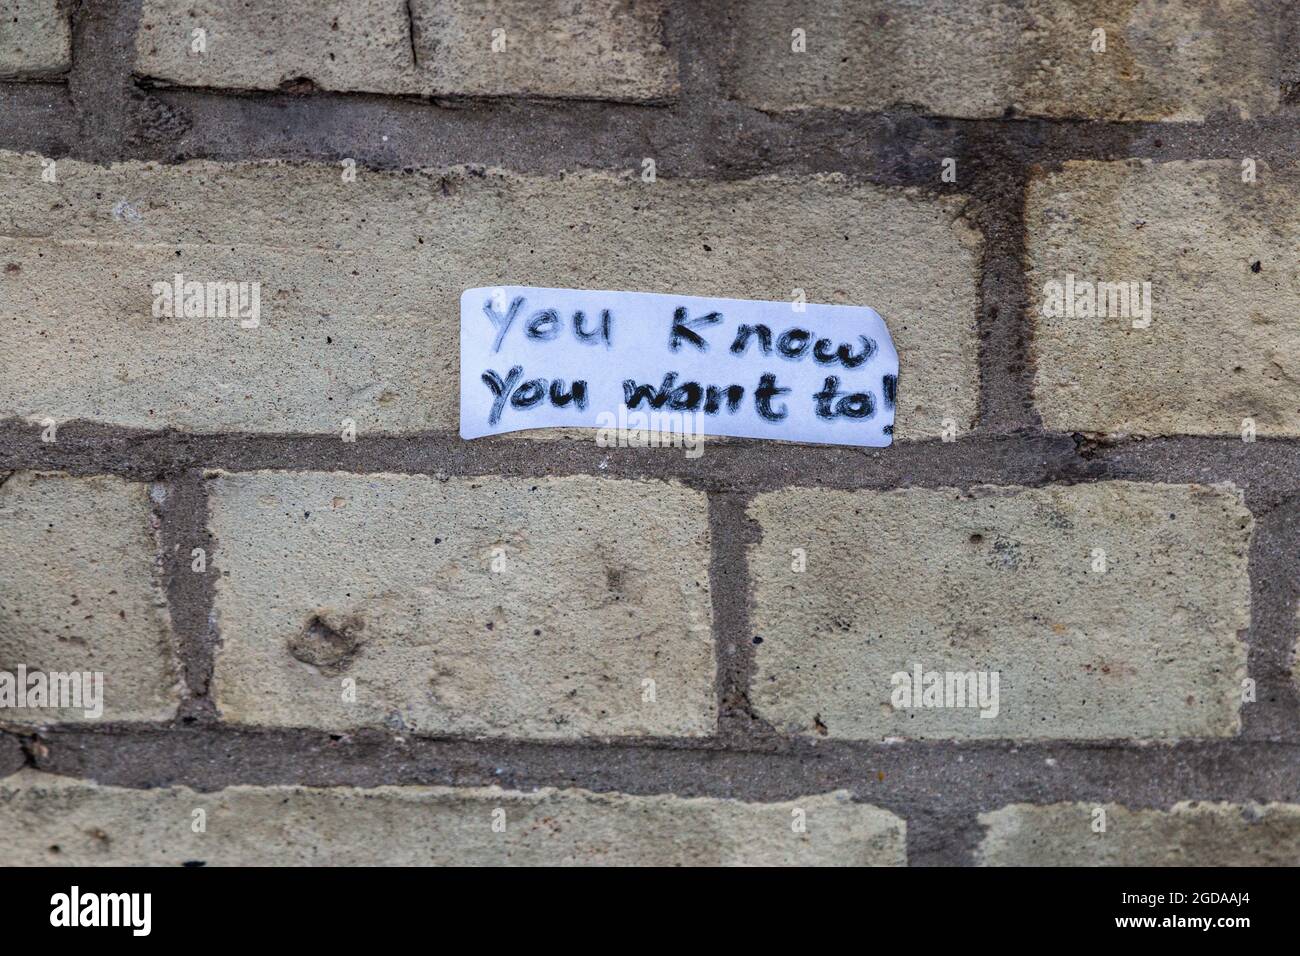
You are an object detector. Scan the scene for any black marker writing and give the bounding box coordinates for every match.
[669,307,722,352]
[754,372,790,421]
[729,323,770,355]
[814,375,875,420]
[470,291,895,445]
[484,296,526,354]
[777,327,811,358]
[482,366,588,425]
[730,322,876,369]
[525,308,562,341]
[574,310,613,348]
[824,335,876,369]
[481,365,523,425]
[624,373,747,414]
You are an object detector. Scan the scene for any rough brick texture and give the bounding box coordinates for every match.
[978,802,1300,865]
[726,0,1287,120]
[1029,159,1300,437]
[1,0,1298,871]
[0,151,977,441]
[749,482,1251,740]
[135,0,678,102]
[0,770,906,865]
[207,471,715,738]
[0,733,22,775]
[0,0,70,78]
[0,472,180,723]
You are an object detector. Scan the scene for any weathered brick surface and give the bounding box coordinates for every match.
[135,0,677,102]
[725,0,1285,120]
[208,471,715,738]
[0,0,70,78]
[0,770,906,865]
[0,151,978,440]
[0,733,22,776]
[1029,159,1300,437]
[749,482,1250,740]
[0,236,446,433]
[0,0,1296,871]
[0,472,180,724]
[977,801,1300,865]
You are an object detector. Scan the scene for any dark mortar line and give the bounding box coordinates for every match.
[51,103,1300,175]
[0,83,77,156]
[137,88,713,177]
[961,148,1035,434]
[0,730,35,774]
[1284,0,1300,104]
[1082,437,1300,513]
[1236,496,1300,740]
[13,427,1300,498]
[1025,114,1300,169]
[906,807,984,867]
[16,727,1300,823]
[0,427,1092,490]
[667,0,727,106]
[64,0,139,161]
[155,470,219,721]
[1,84,1293,177]
[706,492,770,744]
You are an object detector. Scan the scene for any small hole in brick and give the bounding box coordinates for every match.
[278,76,319,95]
[289,614,363,672]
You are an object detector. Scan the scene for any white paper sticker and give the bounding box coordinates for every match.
[459,285,898,447]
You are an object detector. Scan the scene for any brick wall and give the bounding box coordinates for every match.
[0,0,1297,866]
